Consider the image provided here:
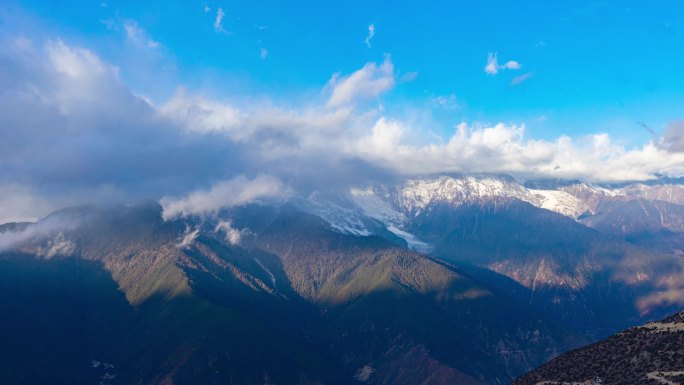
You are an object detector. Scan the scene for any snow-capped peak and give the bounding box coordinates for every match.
[302,174,684,254]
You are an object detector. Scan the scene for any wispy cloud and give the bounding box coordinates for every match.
[177,226,200,248]
[511,72,533,86]
[214,8,226,33]
[326,55,395,108]
[260,47,268,60]
[364,24,375,48]
[484,52,521,75]
[399,71,418,82]
[431,94,460,110]
[124,20,160,49]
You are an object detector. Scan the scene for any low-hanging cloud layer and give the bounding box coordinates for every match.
[1,36,684,223]
[160,174,287,220]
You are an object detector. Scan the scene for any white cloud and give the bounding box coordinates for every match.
[0,216,79,253]
[160,89,246,137]
[484,52,521,75]
[40,233,76,258]
[502,60,521,70]
[431,94,460,110]
[511,72,533,85]
[214,8,226,33]
[4,37,684,223]
[160,175,288,220]
[177,226,200,248]
[347,120,684,182]
[47,39,111,79]
[364,24,375,48]
[124,20,160,49]
[204,5,211,13]
[484,53,499,75]
[326,56,395,108]
[260,47,268,60]
[215,220,252,245]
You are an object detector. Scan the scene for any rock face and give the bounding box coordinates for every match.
[511,311,684,385]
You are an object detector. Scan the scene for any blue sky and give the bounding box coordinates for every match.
[4,0,683,142]
[2,0,684,221]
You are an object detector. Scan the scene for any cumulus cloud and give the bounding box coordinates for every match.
[2,36,684,224]
[364,24,375,48]
[349,120,684,181]
[159,88,355,148]
[0,37,246,223]
[484,52,521,75]
[160,175,288,220]
[326,56,395,108]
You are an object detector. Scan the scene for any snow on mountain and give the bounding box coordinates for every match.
[528,189,588,218]
[393,175,535,216]
[303,174,684,253]
[304,191,372,236]
[376,175,590,219]
[386,225,432,253]
[557,183,623,216]
[349,187,405,226]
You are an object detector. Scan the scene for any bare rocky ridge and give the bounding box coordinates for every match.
[512,311,684,385]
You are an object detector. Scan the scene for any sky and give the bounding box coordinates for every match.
[2,0,684,222]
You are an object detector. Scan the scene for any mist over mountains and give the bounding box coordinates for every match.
[3,2,684,384]
[3,35,684,225]
[2,172,684,384]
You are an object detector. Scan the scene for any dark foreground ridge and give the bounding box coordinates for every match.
[512,311,684,385]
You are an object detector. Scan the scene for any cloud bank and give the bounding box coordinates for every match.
[1,36,683,223]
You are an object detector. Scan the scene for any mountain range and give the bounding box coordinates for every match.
[1,174,684,384]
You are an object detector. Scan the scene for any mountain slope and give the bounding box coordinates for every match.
[581,198,684,255]
[0,203,351,385]
[511,311,684,385]
[0,202,576,385]
[407,198,684,336]
[229,204,575,384]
